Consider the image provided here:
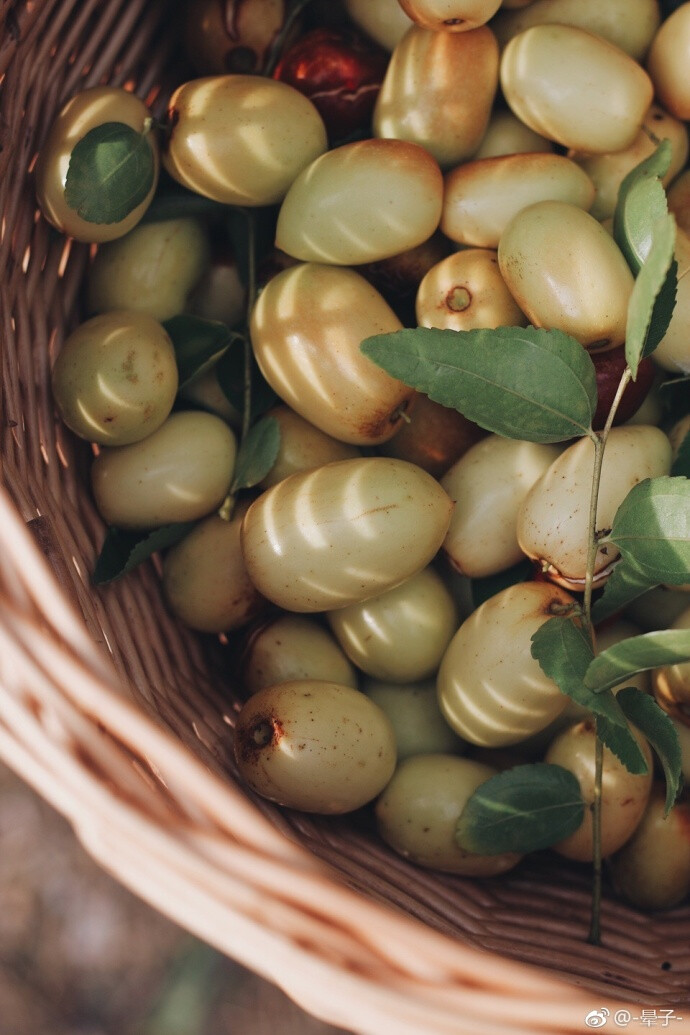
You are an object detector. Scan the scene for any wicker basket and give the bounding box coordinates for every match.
[1,3,689,1032]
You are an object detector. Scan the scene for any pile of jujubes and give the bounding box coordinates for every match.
[38,0,690,912]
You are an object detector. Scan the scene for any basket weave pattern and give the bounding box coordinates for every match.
[0,3,689,1031]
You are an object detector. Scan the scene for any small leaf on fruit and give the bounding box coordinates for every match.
[455,763,585,855]
[231,416,281,492]
[162,315,237,391]
[361,325,597,443]
[93,522,195,584]
[614,140,672,273]
[470,559,534,609]
[595,713,649,775]
[585,628,690,692]
[672,430,690,478]
[616,687,683,813]
[591,557,657,623]
[608,476,690,586]
[625,214,676,377]
[65,122,155,224]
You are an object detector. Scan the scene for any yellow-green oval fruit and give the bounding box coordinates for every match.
[344,0,414,50]
[668,169,690,238]
[416,249,526,332]
[241,457,453,612]
[438,581,575,747]
[259,406,360,490]
[92,411,236,529]
[398,0,502,32]
[275,139,443,265]
[442,153,594,249]
[517,426,672,591]
[498,200,634,350]
[653,229,690,374]
[364,678,463,759]
[500,25,653,154]
[327,567,458,683]
[653,605,690,713]
[241,614,359,695]
[250,263,413,445]
[492,0,661,61]
[189,256,246,328]
[52,311,178,445]
[234,680,397,813]
[163,76,327,205]
[162,510,264,633]
[373,25,499,168]
[441,436,560,578]
[571,104,688,222]
[35,86,159,243]
[669,415,690,458]
[647,3,690,120]
[545,719,653,861]
[474,109,553,159]
[375,754,522,874]
[611,786,690,910]
[88,219,210,321]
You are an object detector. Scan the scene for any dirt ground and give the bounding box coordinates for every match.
[0,761,345,1035]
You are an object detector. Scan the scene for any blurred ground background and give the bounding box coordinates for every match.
[0,761,345,1034]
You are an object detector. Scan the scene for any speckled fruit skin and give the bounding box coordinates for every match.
[35,86,159,243]
[233,680,397,813]
[240,456,453,612]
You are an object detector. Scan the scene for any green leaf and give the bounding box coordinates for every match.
[591,557,657,623]
[616,687,683,813]
[624,214,676,377]
[162,315,237,391]
[216,343,276,422]
[643,257,678,361]
[595,713,649,775]
[470,559,534,608]
[93,523,195,585]
[65,122,155,224]
[660,375,690,423]
[455,763,585,855]
[531,616,648,773]
[672,430,690,478]
[230,416,281,492]
[608,476,690,586]
[585,628,690,692]
[361,325,597,443]
[614,140,672,272]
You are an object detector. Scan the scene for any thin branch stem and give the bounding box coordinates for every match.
[582,363,632,945]
[588,735,604,945]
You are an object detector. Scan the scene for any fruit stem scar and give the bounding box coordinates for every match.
[445,285,471,312]
[251,719,274,747]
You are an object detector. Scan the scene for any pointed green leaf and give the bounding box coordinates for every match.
[163,315,237,390]
[616,687,683,812]
[65,122,155,224]
[608,476,690,585]
[361,325,597,443]
[531,616,648,773]
[614,140,672,272]
[93,522,195,585]
[470,559,534,608]
[455,763,585,855]
[595,713,649,775]
[625,214,677,377]
[591,557,657,623]
[643,257,678,360]
[672,430,690,478]
[585,628,690,692]
[230,416,281,493]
